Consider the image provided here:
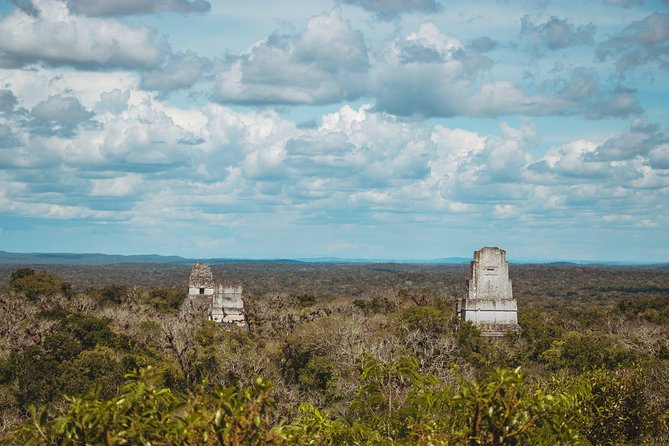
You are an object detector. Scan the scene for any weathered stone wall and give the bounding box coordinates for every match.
[457,299,518,324]
[467,247,512,300]
[211,283,247,327]
[183,262,248,328]
[459,247,519,334]
[188,262,214,289]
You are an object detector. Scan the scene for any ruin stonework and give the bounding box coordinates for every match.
[456,247,519,336]
[182,262,248,328]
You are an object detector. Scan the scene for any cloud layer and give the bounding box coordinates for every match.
[0,0,667,261]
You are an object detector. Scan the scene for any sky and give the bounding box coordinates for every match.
[0,0,667,262]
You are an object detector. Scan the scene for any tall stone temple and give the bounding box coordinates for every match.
[181,262,248,329]
[456,247,519,336]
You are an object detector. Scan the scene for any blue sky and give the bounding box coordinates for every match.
[0,0,667,262]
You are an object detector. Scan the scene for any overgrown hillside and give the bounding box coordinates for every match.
[0,263,668,445]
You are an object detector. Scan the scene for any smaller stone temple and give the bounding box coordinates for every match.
[182,262,248,328]
[456,247,519,336]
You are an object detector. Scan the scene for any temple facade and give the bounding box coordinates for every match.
[456,247,519,336]
[182,262,248,328]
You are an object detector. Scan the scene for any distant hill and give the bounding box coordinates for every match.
[0,251,665,266]
[0,251,192,265]
[0,251,471,266]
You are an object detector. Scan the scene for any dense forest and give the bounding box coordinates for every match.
[0,262,668,445]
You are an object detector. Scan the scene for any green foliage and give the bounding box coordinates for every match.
[579,368,651,445]
[58,313,127,350]
[352,298,381,314]
[148,287,185,311]
[298,355,340,402]
[291,293,316,308]
[14,345,61,407]
[456,321,490,370]
[290,359,586,445]
[12,367,284,445]
[42,333,83,362]
[10,267,36,282]
[541,331,637,371]
[518,309,564,361]
[618,296,669,325]
[450,367,584,445]
[99,284,128,304]
[401,305,449,335]
[2,264,668,444]
[9,268,69,300]
[0,353,15,388]
[58,347,125,400]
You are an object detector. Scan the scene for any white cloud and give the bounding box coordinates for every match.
[520,15,595,56]
[648,144,669,169]
[28,94,95,137]
[63,0,211,16]
[0,0,167,69]
[213,8,369,105]
[596,12,669,74]
[90,173,142,197]
[140,51,212,92]
[339,0,441,19]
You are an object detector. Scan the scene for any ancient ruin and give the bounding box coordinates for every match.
[182,262,248,328]
[456,247,519,336]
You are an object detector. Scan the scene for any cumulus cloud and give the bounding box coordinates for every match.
[549,68,641,118]
[370,23,635,119]
[0,89,18,112]
[451,120,536,200]
[586,118,666,161]
[140,51,212,92]
[63,0,211,16]
[98,100,202,166]
[8,0,39,16]
[0,0,167,69]
[1,91,667,251]
[0,124,21,148]
[339,0,441,19]
[527,119,668,193]
[90,173,142,197]
[467,37,498,53]
[94,89,131,115]
[28,95,96,137]
[648,144,669,169]
[213,9,369,105]
[596,12,669,74]
[520,15,595,55]
[372,22,494,117]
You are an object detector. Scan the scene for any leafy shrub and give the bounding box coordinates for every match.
[9,268,69,300]
[99,284,128,304]
[14,346,61,407]
[298,355,340,402]
[13,367,284,445]
[42,333,83,362]
[618,296,669,325]
[401,305,449,335]
[292,359,585,445]
[58,313,127,351]
[579,368,650,445]
[58,347,125,399]
[291,293,316,308]
[148,287,185,311]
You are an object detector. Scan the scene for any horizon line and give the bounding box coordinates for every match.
[0,250,666,266]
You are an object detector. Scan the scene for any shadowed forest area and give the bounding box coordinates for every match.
[0,262,668,444]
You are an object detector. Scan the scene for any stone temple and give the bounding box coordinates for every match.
[182,262,248,328]
[456,247,519,336]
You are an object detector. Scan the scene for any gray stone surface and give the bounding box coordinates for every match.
[182,262,248,328]
[457,247,519,336]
